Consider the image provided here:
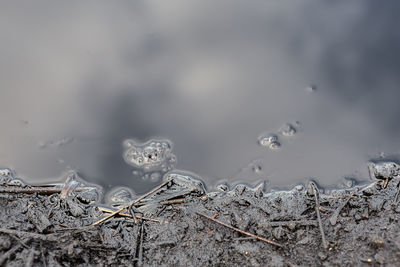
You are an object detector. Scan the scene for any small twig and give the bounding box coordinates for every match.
[360,181,377,192]
[234,237,257,241]
[262,220,317,227]
[0,186,86,195]
[98,207,161,223]
[160,198,185,205]
[196,212,282,248]
[138,224,144,266]
[9,235,30,249]
[310,183,328,249]
[92,181,169,226]
[329,197,351,226]
[0,228,58,242]
[383,178,390,189]
[129,206,139,225]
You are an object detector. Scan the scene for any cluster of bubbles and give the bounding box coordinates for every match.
[0,168,26,186]
[368,161,400,180]
[258,123,297,150]
[258,134,280,150]
[123,139,177,175]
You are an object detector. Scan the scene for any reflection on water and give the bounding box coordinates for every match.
[1,1,400,193]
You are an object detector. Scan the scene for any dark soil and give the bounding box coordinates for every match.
[1,175,400,266]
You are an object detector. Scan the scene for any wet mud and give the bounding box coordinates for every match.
[1,172,400,266]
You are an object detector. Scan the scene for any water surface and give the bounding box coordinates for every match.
[1,1,400,193]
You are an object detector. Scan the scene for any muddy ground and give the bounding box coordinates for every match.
[1,173,400,266]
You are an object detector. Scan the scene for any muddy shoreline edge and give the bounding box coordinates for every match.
[1,171,400,266]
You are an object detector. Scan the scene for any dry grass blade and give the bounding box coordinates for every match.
[310,183,328,249]
[329,197,351,226]
[98,207,161,223]
[92,180,169,226]
[196,212,282,248]
[160,198,185,205]
[394,181,400,203]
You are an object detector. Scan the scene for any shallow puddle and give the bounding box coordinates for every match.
[1,1,400,193]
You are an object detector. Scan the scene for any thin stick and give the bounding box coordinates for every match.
[0,186,86,195]
[0,228,58,242]
[383,178,390,189]
[360,181,377,192]
[138,224,144,265]
[9,235,30,249]
[196,212,282,248]
[129,206,138,224]
[160,198,185,205]
[394,181,400,203]
[98,207,161,223]
[310,183,328,249]
[262,220,317,227]
[329,197,351,226]
[92,181,169,226]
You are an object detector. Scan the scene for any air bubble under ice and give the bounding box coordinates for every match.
[123,139,177,172]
